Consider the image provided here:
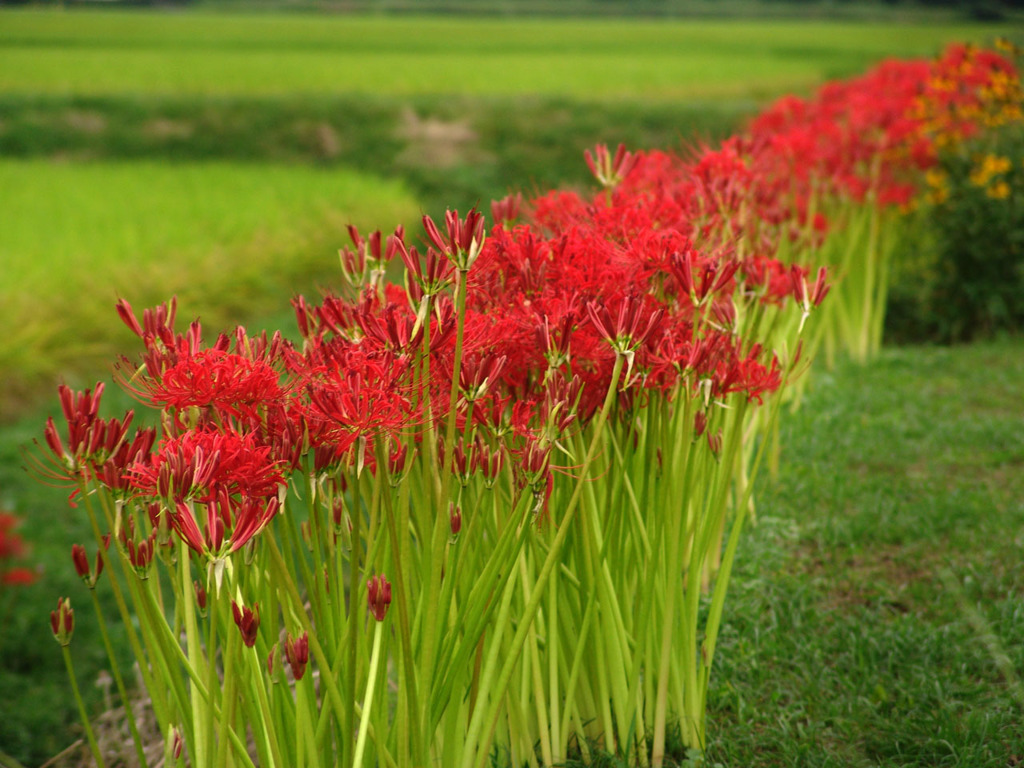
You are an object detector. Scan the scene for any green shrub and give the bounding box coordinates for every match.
[888,55,1024,344]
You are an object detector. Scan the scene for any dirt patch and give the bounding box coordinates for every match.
[63,109,107,134]
[292,120,342,160]
[794,542,944,616]
[143,118,194,141]
[394,106,485,170]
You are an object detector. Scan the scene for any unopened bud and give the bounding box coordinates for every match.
[50,597,74,646]
[449,503,462,537]
[367,575,392,622]
[286,632,310,681]
[194,580,208,614]
[232,601,260,648]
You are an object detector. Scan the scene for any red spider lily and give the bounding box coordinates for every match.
[491,192,524,227]
[707,342,784,405]
[39,384,135,483]
[231,600,260,648]
[0,513,27,560]
[302,349,415,469]
[667,247,740,309]
[92,427,158,497]
[367,575,392,622]
[123,532,157,577]
[3,568,36,586]
[397,240,456,314]
[423,209,487,270]
[170,491,280,560]
[586,294,665,359]
[116,297,178,350]
[139,348,284,423]
[0,514,36,587]
[585,143,637,189]
[458,352,507,404]
[353,297,423,357]
[128,428,285,505]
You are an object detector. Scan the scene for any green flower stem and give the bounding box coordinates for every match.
[557,576,598,753]
[651,399,695,768]
[700,367,794,721]
[86,585,148,768]
[295,675,318,768]
[420,266,470,751]
[427,489,534,723]
[241,645,283,768]
[352,619,385,768]
[462,353,625,768]
[546,558,561,764]
[518,550,554,767]
[580,476,638,756]
[61,644,106,768]
[178,542,209,767]
[344,466,363,768]
[214,594,239,768]
[378,466,422,767]
[303,479,335,649]
[264,535,398,768]
[129,569,196,747]
[202,582,220,768]
[80,491,166,730]
[858,194,881,362]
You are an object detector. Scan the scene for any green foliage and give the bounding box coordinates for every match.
[889,122,1024,343]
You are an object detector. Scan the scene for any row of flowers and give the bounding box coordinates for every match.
[29,40,1018,768]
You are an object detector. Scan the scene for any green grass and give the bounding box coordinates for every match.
[699,341,1024,767]
[0,158,419,416]
[0,10,1012,101]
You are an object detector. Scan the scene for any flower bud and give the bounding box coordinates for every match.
[193,580,208,615]
[232,600,260,648]
[170,726,184,760]
[367,575,392,622]
[449,503,462,537]
[50,597,74,646]
[286,632,310,681]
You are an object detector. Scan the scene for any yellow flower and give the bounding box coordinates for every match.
[971,155,1012,187]
[925,168,948,188]
[987,181,1011,200]
[990,156,1012,174]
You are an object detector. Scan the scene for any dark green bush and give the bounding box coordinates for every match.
[888,101,1024,343]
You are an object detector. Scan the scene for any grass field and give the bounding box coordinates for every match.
[705,341,1024,767]
[0,159,418,416]
[0,11,1013,100]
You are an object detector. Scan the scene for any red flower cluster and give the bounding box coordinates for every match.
[38,42,1013,564]
[0,512,36,587]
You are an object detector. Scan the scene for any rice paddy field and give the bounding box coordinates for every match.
[0,8,1021,767]
[0,11,1007,100]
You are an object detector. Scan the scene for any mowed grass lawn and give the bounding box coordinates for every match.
[0,10,1012,101]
